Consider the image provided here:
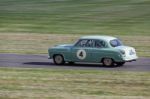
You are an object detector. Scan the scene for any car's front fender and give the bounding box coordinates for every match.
[48,47,71,61]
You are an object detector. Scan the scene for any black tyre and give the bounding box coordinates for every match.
[102,58,114,66]
[53,55,65,65]
[116,62,125,66]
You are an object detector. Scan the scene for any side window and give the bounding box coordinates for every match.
[85,40,95,47]
[75,39,95,47]
[75,39,88,47]
[95,40,106,48]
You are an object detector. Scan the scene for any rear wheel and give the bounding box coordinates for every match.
[116,62,125,66]
[53,55,65,65]
[102,58,114,66]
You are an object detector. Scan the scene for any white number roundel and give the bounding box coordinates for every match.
[76,49,86,60]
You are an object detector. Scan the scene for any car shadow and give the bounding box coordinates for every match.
[23,62,119,68]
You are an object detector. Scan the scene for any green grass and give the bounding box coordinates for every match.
[0,0,150,35]
[0,67,149,99]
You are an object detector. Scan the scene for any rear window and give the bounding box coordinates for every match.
[110,39,123,47]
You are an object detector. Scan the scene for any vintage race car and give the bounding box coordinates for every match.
[48,35,138,66]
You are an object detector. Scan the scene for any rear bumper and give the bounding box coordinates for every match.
[125,59,137,62]
[122,56,138,62]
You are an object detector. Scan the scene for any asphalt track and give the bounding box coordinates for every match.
[0,54,150,71]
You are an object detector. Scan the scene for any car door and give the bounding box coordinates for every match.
[89,39,108,62]
[70,39,95,62]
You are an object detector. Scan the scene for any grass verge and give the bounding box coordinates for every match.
[0,67,149,99]
[0,33,150,57]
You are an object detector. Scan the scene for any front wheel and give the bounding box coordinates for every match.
[102,58,114,66]
[53,55,65,65]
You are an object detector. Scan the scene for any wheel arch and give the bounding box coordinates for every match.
[53,52,70,62]
[101,57,114,63]
[100,50,123,63]
[53,53,64,59]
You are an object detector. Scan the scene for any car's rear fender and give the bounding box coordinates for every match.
[99,50,124,63]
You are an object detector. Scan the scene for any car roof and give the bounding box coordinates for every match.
[80,35,117,41]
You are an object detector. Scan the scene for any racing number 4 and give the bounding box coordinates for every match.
[77,49,86,60]
[79,51,83,57]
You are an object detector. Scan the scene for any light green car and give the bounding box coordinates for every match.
[48,36,138,66]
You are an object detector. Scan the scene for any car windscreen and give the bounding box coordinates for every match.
[110,39,123,47]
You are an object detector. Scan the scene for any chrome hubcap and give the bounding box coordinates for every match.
[103,58,112,66]
[55,56,63,64]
